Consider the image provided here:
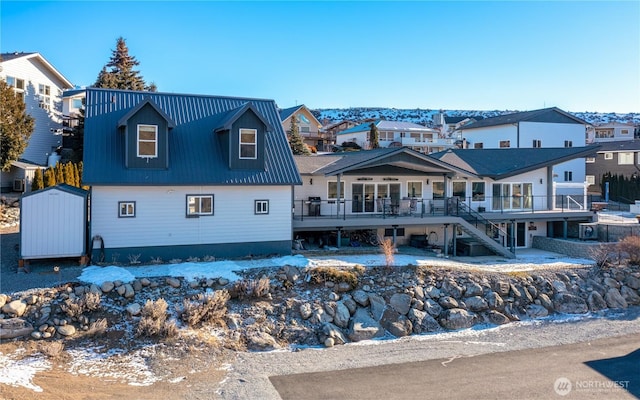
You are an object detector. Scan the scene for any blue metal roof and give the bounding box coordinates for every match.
[279,105,303,121]
[83,88,301,186]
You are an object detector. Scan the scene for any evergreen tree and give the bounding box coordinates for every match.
[93,37,155,91]
[64,162,75,186]
[55,162,64,184]
[0,80,35,171]
[44,168,56,187]
[31,168,44,191]
[289,113,310,155]
[369,122,380,149]
[74,163,81,188]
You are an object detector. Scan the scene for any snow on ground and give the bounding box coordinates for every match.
[3,249,597,393]
[78,249,594,286]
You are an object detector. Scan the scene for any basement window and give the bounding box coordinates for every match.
[118,201,136,218]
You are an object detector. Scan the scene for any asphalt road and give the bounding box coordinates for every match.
[269,333,640,400]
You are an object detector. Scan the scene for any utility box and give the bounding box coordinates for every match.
[20,184,89,267]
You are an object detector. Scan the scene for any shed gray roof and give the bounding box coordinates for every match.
[83,88,301,186]
[22,183,88,199]
[458,107,588,131]
[431,147,599,179]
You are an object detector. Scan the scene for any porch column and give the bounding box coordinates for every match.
[336,173,343,216]
[392,225,398,245]
[443,223,449,258]
[336,227,343,248]
[452,224,457,257]
[546,167,554,210]
[563,217,568,239]
[510,219,516,253]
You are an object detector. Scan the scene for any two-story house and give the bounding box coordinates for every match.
[585,140,640,195]
[0,52,74,192]
[83,88,301,262]
[456,107,591,198]
[279,104,324,151]
[321,120,359,149]
[587,122,637,144]
[337,120,454,153]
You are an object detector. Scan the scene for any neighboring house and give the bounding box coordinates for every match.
[0,52,74,193]
[292,146,595,256]
[279,105,324,151]
[321,120,359,147]
[585,140,640,195]
[432,112,482,138]
[62,88,86,129]
[456,107,590,193]
[587,122,637,144]
[337,120,455,153]
[83,88,301,262]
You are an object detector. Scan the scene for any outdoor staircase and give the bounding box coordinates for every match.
[448,199,516,259]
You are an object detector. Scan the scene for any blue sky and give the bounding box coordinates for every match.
[2,1,638,113]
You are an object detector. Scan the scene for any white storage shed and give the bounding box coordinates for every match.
[20,184,89,266]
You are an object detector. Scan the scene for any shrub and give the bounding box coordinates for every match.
[588,243,615,268]
[84,318,108,337]
[308,266,358,289]
[231,278,271,299]
[379,237,395,269]
[60,292,102,319]
[617,235,640,265]
[180,290,230,327]
[136,298,177,338]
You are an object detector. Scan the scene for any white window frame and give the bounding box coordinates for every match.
[585,157,595,163]
[137,124,158,158]
[407,181,423,198]
[586,175,595,186]
[621,129,630,135]
[604,152,613,160]
[328,181,345,199]
[618,152,634,165]
[118,201,136,218]
[239,128,257,159]
[186,195,214,217]
[255,200,269,214]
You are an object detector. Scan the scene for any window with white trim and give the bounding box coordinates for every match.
[586,157,595,163]
[118,201,136,217]
[187,195,214,216]
[619,152,634,165]
[586,175,595,185]
[239,128,257,159]
[328,181,345,199]
[6,76,25,99]
[38,84,51,110]
[407,181,422,198]
[255,200,269,214]
[137,124,158,158]
[621,129,630,135]
[604,152,613,160]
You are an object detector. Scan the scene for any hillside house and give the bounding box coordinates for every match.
[337,120,455,153]
[321,120,359,148]
[587,122,637,144]
[279,105,324,151]
[455,107,591,196]
[0,52,74,193]
[83,88,301,262]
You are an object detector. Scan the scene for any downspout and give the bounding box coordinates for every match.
[516,122,520,148]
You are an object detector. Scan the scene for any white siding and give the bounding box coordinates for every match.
[1,56,71,165]
[21,188,86,258]
[90,186,292,249]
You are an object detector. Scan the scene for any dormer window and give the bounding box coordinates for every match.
[137,124,158,158]
[240,128,257,159]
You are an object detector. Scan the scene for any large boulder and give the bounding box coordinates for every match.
[368,293,387,321]
[246,331,280,351]
[605,288,628,309]
[485,310,511,325]
[485,291,504,310]
[380,309,412,337]
[537,293,554,311]
[408,308,440,333]
[320,322,348,345]
[464,296,488,312]
[333,302,351,328]
[553,292,588,314]
[624,275,640,290]
[352,290,369,307]
[442,279,464,298]
[1,300,27,317]
[348,308,385,342]
[526,304,548,318]
[438,296,459,309]
[620,286,640,305]
[587,291,608,312]
[423,299,443,317]
[439,308,477,330]
[389,293,412,315]
[465,282,483,297]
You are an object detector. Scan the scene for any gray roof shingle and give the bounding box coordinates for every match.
[458,107,588,130]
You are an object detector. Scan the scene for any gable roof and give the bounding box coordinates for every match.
[279,105,303,121]
[1,52,73,88]
[458,107,588,131]
[117,98,177,129]
[295,147,476,178]
[590,140,640,152]
[22,183,88,200]
[431,147,599,179]
[215,102,273,132]
[83,88,301,186]
[338,120,435,135]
